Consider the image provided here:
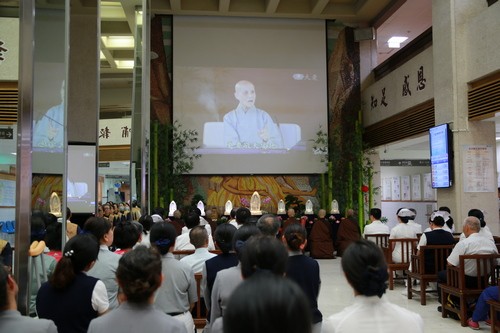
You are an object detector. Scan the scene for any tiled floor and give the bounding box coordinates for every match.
[317,258,478,332]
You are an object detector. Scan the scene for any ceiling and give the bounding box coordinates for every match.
[1,0,453,155]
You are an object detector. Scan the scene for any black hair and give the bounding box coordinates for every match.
[150,221,177,255]
[369,208,381,220]
[49,233,99,290]
[232,224,261,260]
[113,221,140,250]
[116,246,162,303]
[284,223,307,252]
[185,212,200,229]
[439,206,451,214]
[31,215,47,243]
[230,208,238,219]
[341,239,388,298]
[83,216,113,243]
[66,207,72,219]
[191,207,202,216]
[224,273,311,333]
[0,264,8,309]
[430,215,445,227]
[214,223,237,254]
[189,225,208,248]
[236,207,251,224]
[43,212,58,228]
[138,214,153,234]
[468,209,486,228]
[240,235,288,279]
[152,207,166,217]
[45,222,63,251]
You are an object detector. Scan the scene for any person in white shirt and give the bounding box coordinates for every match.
[180,226,217,274]
[458,208,494,242]
[436,216,498,305]
[227,208,238,229]
[389,208,417,263]
[321,239,423,333]
[363,208,389,236]
[422,210,453,234]
[407,208,422,234]
[174,213,215,253]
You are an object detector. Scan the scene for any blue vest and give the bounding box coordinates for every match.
[37,272,99,333]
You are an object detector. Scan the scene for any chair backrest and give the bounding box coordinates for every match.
[193,273,205,328]
[452,253,500,289]
[388,238,418,264]
[419,244,455,274]
[364,233,389,248]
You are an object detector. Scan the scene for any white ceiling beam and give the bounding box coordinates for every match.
[219,0,230,12]
[311,0,330,15]
[265,0,280,14]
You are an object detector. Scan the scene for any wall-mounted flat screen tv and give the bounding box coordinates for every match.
[429,123,453,188]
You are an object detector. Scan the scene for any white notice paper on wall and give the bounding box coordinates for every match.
[412,174,421,201]
[391,177,401,201]
[462,145,495,192]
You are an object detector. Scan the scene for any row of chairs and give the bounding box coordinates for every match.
[365,233,500,329]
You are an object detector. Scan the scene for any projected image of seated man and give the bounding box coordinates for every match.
[223,80,283,149]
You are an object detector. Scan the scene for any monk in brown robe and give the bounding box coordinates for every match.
[309,209,335,259]
[335,209,361,256]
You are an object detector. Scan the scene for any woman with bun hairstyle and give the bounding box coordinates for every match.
[87,246,187,333]
[321,239,423,333]
[283,223,322,333]
[36,233,108,333]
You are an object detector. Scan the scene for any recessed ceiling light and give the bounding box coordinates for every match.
[101,36,134,49]
[115,60,134,69]
[387,36,408,48]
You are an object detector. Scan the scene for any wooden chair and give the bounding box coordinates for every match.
[488,297,500,333]
[193,273,206,329]
[383,238,418,290]
[407,244,454,305]
[364,233,389,248]
[440,253,500,327]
